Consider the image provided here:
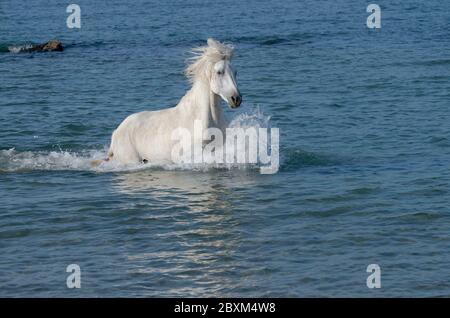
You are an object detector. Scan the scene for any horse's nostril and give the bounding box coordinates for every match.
[231,95,242,106]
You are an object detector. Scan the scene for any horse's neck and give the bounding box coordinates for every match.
[185,81,226,130]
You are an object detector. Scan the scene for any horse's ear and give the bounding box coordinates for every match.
[207,38,218,47]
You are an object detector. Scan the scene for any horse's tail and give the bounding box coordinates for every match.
[90,150,113,167]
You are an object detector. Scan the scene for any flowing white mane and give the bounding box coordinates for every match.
[185,38,234,83]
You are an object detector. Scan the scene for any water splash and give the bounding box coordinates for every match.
[0,148,108,172]
[228,105,271,129]
[4,44,35,53]
[0,107,273,173]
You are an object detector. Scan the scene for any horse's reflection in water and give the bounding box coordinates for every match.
[113,169,229,212]
[112,169,259,296]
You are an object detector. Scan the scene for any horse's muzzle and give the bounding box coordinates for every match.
[230,94,242,108]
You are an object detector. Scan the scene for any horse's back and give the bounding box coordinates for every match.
[109,108,178,164]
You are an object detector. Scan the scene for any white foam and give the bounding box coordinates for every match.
[7,44,34,53]
[229,105,270,129]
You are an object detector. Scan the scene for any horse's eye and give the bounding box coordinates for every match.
[217,70,223,75]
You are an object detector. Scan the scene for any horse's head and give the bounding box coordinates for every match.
[210,58,242,108]
[186,38,242,108]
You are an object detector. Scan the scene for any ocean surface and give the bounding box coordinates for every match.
[1,0,450,297]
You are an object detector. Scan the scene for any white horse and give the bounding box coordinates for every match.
[106,38,242,165]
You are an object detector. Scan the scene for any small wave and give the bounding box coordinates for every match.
[0,43,37,53]
[281,148,334,171]
[226,33,315,47]
[0,148,264,174]
[0,147,209,173]
[428,136,450,147]
[0,148,112,173]
[6,44,35,53]
[0,44,9,53]
[419,59,450,66]
[388,211,442,222]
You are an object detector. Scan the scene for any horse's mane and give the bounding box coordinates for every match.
[185,38,234,83]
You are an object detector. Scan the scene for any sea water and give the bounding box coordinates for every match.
[1,0,450,297]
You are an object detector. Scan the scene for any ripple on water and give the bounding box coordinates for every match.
[281,148,337,171]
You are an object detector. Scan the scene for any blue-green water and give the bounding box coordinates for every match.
[1,0,450,297]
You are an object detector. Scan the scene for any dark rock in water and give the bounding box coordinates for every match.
[12,40,64,53]
[38,40,64,52]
